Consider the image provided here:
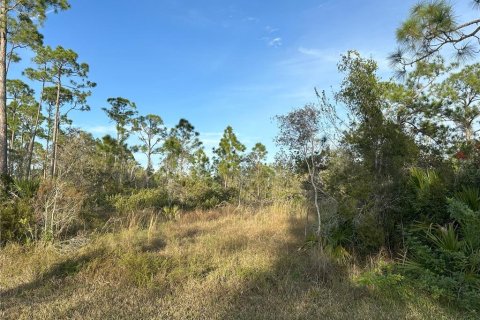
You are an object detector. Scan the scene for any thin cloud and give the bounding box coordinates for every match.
[298,47,339,62]
[265,25,279,33]
[245,16,259,22]
[81,125,117,135]
[268,37,282,47]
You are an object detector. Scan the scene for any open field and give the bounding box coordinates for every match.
[0,204,470,319]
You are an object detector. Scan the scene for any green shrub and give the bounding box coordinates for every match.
[406,167,449,223]
[188,186,236,209]
[14,179,40,199]
[401,198,480,311]
[110,188,169,213]
[0,179,38,244]
[454,187,480,212]
[0,198,35,244]
[355,211,385,251]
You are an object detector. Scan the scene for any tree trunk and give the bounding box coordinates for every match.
[146,150,152,188]
[8,108,16,175]
[26,77,46,179]
[43,104,53,179]
[305,154,322,240]
[465,124,473,143]
[50,81,61,178]
[0,1,8,176]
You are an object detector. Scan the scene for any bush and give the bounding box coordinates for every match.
[0,179,39,244]
[110,188,169,214]
[34,180,86,241]
[406,168,449,224]
[401,197,480,311]
[0,198,35,244]
[186,186,236,209]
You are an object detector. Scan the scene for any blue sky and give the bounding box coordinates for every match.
[9,0,474,165]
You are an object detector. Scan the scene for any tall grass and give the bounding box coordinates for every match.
[0,201,468,319]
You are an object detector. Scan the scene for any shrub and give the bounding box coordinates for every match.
[110,188,169,214]
[188,186,236,209]
[401,198,480,311]
[34,180,86,241]
[0,179,39,244]
[0,198,35,244]
[406,167,449,223]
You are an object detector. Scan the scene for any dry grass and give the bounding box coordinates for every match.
[0,203,471,319]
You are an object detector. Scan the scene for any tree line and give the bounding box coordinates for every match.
[0,0,298,244]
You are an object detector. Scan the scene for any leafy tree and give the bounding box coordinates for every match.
[103,97,137,146]
[31,46,94,177]
[246,143,271,201]
[162,119,202,177]
[391,0,480,72]
[6,79,36,176]
[213,126,245,189]
[23,48,49,179]
[337,51,418,179]
[41,86,72,178]
[275,105,329,238]
[436,63,480,145]
[191,148,210,178]
[160,119,202,204]
[0,0,69,176]
[95,134,125,193]
[383,59,453,157]
[336,51,418,249]
[132,114,166,185]
[6,14,42,72]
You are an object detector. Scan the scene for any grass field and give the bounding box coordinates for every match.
[0,204,471,319]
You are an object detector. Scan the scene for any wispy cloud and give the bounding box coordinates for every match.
[80,124,116,135]
[262,24,282,47]
[297,46,339,62]
[265,25,279,33]
[245,16,259,23]
[268,37,282,47]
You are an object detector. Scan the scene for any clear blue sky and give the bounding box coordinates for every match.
[9,0,474,165]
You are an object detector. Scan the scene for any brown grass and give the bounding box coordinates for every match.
[0,203,469,319]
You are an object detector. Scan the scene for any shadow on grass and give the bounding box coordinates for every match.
[0,249,104,314]
[212,214,433,320]
[0,212,466,319]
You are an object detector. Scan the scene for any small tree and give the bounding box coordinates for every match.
[102,97,136,183]
[275,104,328,238]
[132,114,166,186]
[24,49,50,179]
[247,143,270,201]
[30,46,94,178]
[213,126,245,189]
[162,119,202,177]
[103,97,137,145]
